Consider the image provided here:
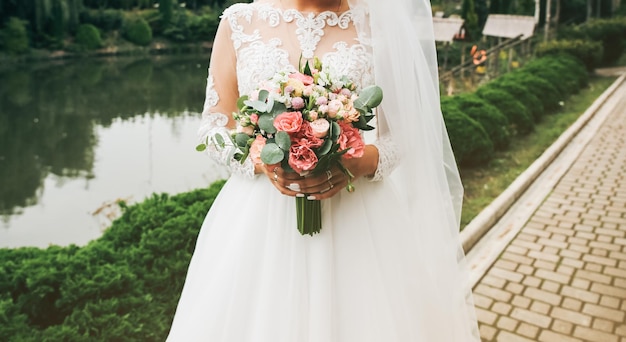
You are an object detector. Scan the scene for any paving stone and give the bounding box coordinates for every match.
[479,324,497,341]
[550,307,592,326]
[538,329,583,342]
[561,285,601,304]
[475,284,513,303]
[590,283,626,299]
[593,318,616,333]
[511,308,552,328]
[516,322,540,339]
[582,303,626,322]
[573,326,620,342]
[496,330,536,342]
[476,307,499,325]
[496,316,518,331]
[599,295,622,310]
[551,319,575,335]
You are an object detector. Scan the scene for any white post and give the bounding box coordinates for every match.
[544,0,552,41]
[534,0,541,24]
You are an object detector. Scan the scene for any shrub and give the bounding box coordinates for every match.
[500,71,561,112]
[535,39,602,71]
[523,57,581,97]
[485,80,544,122]
[442,94,510,150]
[190,11,221,41]
[441,102,494,166]
[0,17,29,55]
[0,181,226,341]
[123,16,152,46]
[475,87,534,135]
[75,24,103,50]
[558,18,626,66]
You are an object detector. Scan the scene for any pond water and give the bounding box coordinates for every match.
[0,55,229,248]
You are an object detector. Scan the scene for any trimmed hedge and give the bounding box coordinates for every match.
[535,39,603,71]
[475,87,534,135]
[441,94,510,150]
[441,103,494,166]
[499,72,561,112]
[558,17,626,66]
[0,181,226,341]
[484,80,544,122]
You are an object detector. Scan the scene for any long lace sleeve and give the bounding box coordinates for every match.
[370,133,399,181]
[367,107,400,181]
[197,15,255,179]
[198,74,255,179]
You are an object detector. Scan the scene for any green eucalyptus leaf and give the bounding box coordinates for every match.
[237,95,249,110]
[244,100,268,112]
[258,89,269,102]
[258,115,277,133]
[214,134,225,148]
[316,139,332,156]
[354,85,383,109]
[196,143,207,152]
[235,133,250,147]
[261,143,285,164]
[270,102,287,117]
[275,131,291,150]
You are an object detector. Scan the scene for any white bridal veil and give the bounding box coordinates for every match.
[349,0,479,339]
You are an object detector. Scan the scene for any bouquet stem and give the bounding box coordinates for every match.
[296,197,322,235]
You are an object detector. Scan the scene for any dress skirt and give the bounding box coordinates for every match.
[167,174,478,341]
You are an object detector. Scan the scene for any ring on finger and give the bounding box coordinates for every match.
[273,167,279,182]
[320,180,334,194]
[326,170,333,180]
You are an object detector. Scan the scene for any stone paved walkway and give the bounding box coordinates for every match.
[473,79,626,341]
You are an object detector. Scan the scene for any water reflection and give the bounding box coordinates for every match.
[0,55,228,248]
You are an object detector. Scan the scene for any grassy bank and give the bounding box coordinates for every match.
[459,75,618,227]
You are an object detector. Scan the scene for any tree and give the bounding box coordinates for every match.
[159,0,174,26]
[462,0,479,39]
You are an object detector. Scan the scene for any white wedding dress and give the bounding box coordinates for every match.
[167,1,479,341]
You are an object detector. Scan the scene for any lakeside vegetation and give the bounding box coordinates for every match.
[0,0,252,58]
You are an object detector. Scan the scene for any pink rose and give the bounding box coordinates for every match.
[289,72,314,86]
[309,118,330,138]
[250,114,259,125]
[316,96,328,106]
[327,99,343,118]
[338,122,365,159]
[340,88,352,97]
[289,143,318,174]
[292,121,324,148]
[274,111,303,133]
[249,135,266,164]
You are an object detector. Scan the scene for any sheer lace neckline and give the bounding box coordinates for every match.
[259,0,352,17]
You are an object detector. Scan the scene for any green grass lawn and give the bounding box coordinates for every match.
[459,75,618,228]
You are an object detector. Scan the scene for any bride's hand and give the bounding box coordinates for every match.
[262,164,349,200]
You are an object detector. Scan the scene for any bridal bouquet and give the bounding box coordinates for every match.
[198,57,382,235]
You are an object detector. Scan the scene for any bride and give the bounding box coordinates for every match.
[167,0,480,340]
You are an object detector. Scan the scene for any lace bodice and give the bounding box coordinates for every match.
[222,2,374,96]
[199,0,398,181]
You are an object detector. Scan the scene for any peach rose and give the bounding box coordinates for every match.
[338,122,364,159]
[274,111,303,133]
[237,124,255,136]
[288,143,318,174]
[249,135,266,164]
[309,118,330,138]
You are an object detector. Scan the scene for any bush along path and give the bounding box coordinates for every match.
[0,180,225,342]
[441,53,589,167]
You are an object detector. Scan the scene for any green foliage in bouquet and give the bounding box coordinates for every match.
[0,181,225,341]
